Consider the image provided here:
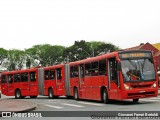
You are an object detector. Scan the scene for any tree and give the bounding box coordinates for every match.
[64,40,120,62]
[4,49,26,70]
[63,40,92,62]
[0,48,8,66]
[91,41,120,56]
[25,44,65,67]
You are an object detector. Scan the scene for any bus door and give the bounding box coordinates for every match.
[55,68,64,95]
[7,74,14,96]
[29,71,38,95]
[108,57,120,99]
[21,72,29,96]
[1,75,8,95]
[78,64,85,98]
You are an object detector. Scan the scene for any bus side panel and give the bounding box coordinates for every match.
[1,83,8,96]
[7,82,15,96]
[69,78,79,96]
[91,76,108,101]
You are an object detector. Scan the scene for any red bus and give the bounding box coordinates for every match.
[1,50,158,103]
[1,68,39,98]
[40,64,65,98]
[1,64,66,99]
[64,50,158,103]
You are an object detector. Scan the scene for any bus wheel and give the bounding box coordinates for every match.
[30,96,37,98]
[103,89,109,104]
[48,88,54,99]
[74,88,79,100]
[15,90,22,99]
[133,98,139,103]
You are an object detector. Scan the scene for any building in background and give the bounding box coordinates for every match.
[125,42,160,71]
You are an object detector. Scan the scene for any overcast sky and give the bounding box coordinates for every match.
[0,0,160,50]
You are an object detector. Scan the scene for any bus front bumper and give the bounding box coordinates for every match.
[120,88,158,100]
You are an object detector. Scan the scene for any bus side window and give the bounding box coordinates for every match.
[70,66,78,78]
[80,64,84,78]
[50,69,55,80]
[56,68,62,80]
[91,62,99,76]
[99,59,107,75]
[1,75,7,83]
[21,73,28,82]
[14,74,21,82]
[44,70,50,80]
[8,74,13,83]
[85,63,91,76]
[30,72,36,82]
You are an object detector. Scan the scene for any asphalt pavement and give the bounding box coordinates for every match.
[0,89,160,118]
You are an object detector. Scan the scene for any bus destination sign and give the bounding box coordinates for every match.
[119,52,151,59]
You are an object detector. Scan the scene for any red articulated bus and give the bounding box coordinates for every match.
[1,50,159,103]
[1,64,66,99]
[65,50,159,103]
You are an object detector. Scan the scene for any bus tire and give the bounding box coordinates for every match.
[30,96,37,98]
[74,88,79,100]
[103,89,109,104]
[15,90,22,99]
[133,98,139,103]
[48,88,54,99]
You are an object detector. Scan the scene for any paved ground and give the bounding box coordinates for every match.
[0,89,160,119]
[0,98,37,117]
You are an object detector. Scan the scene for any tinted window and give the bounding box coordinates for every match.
[91,62,99,76]
[70,66,78,78]
[44,70,50,80]
[1,75,7,83]
[30,72,36,82]
[50,69,55,80]
[85,63,91,76]
[8,74,13,83]
[56,68,62,79]
[14,74,21,82]
[21,73,28,82]
[99,59,106,75]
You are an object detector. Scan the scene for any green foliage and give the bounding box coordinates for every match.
[25,44,65,67]
[0,40,120,70]
[0,48,8,65]
[63,40,120,62]
[5,49,26,70]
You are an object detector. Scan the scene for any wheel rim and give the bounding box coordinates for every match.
[103,91,106,102]
[17,91,20,98]
[49,90,53,98]
[74,89,77,99]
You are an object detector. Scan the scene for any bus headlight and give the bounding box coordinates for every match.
[124,84,132,90]
[151,82,156,88]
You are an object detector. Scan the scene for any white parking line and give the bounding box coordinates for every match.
[43,104,63,109]
[78,101,103,106]
[62,103,84,107]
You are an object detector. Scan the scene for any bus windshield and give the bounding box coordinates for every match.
[121,58,156,82]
